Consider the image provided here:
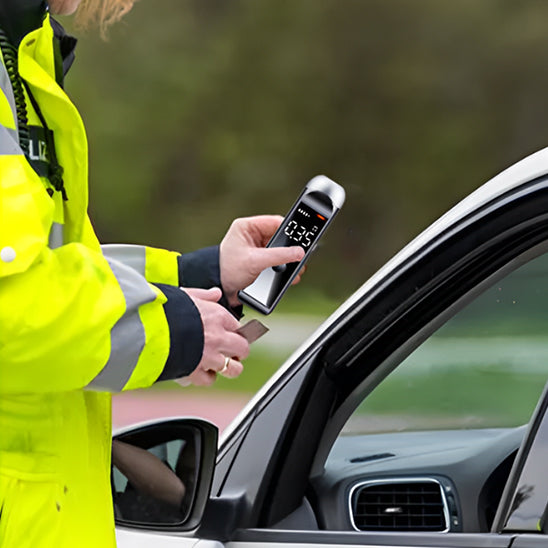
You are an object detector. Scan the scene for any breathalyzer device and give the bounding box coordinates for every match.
[238,175,345,314]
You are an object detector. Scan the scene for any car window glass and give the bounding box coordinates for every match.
[342,251,548,435]
[494,383,548,533]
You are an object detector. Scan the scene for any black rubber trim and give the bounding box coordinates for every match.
[321,178,548,402]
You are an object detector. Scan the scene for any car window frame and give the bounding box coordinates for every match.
[267,179,548,526]
[211,177,548,534]
[314,179,548,473]
[492,381,548,533]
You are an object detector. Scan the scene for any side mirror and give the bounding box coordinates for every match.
[111,418,218,531]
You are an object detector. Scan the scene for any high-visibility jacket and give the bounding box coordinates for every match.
[0,12,216,548]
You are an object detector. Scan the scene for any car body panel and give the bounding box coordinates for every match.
[116,528,199,547]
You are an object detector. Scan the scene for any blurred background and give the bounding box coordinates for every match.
[60,0,548,425]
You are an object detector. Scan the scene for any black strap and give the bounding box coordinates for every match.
[22,80,67,200]
[0,25,67,200]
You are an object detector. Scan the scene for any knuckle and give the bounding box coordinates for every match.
[231,218,244,231]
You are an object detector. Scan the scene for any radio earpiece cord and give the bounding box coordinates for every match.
[0,26,67,200]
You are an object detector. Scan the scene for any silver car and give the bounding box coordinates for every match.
[114,147,548,548]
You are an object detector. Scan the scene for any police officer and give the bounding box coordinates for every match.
[0,1,304,546]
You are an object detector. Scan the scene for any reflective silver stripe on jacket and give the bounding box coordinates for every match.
[101,244,147,276]
[0,123,20,155]
[48,222,64,249]
[0,60,18,140]
[87,259,157,391]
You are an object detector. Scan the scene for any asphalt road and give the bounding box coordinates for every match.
[112,390,251,433]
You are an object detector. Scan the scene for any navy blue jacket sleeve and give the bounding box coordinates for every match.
[178,245,243,318]
[153,284,204,382]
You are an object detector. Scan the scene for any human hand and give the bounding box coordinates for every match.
[219,215,306,307]
[176,288,248,387]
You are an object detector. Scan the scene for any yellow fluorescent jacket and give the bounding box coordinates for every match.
[0,15,182,548]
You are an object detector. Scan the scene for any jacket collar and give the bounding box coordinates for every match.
[50,17,78,78]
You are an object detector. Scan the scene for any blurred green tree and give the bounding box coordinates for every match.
[62,0,548,305]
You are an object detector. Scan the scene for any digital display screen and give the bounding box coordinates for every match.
[240,201,328,310]
[270,202,327,250]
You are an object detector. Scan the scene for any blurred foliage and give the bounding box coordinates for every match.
[60,0,548,303]
[350,365,547,430]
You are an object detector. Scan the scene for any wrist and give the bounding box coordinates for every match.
[227,290,241,309]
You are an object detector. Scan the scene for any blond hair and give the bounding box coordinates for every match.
[75,0,136,38]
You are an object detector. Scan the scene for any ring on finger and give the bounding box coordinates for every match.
[220,356,230,374]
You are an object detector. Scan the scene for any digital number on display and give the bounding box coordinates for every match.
[280,205,326,249]
[283,221,318,247]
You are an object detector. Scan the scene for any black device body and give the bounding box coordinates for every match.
[238,176,345,315]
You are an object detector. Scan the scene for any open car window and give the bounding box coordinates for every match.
[320,247,548,536]
[342,250,548,435]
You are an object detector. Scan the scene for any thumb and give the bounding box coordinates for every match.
[183,287,223,302]
[252,246,305,273]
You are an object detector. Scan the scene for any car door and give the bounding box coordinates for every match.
[206,152,548,547]
[114,148,548,547]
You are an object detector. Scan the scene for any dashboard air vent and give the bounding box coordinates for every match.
[351,479,449,532]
